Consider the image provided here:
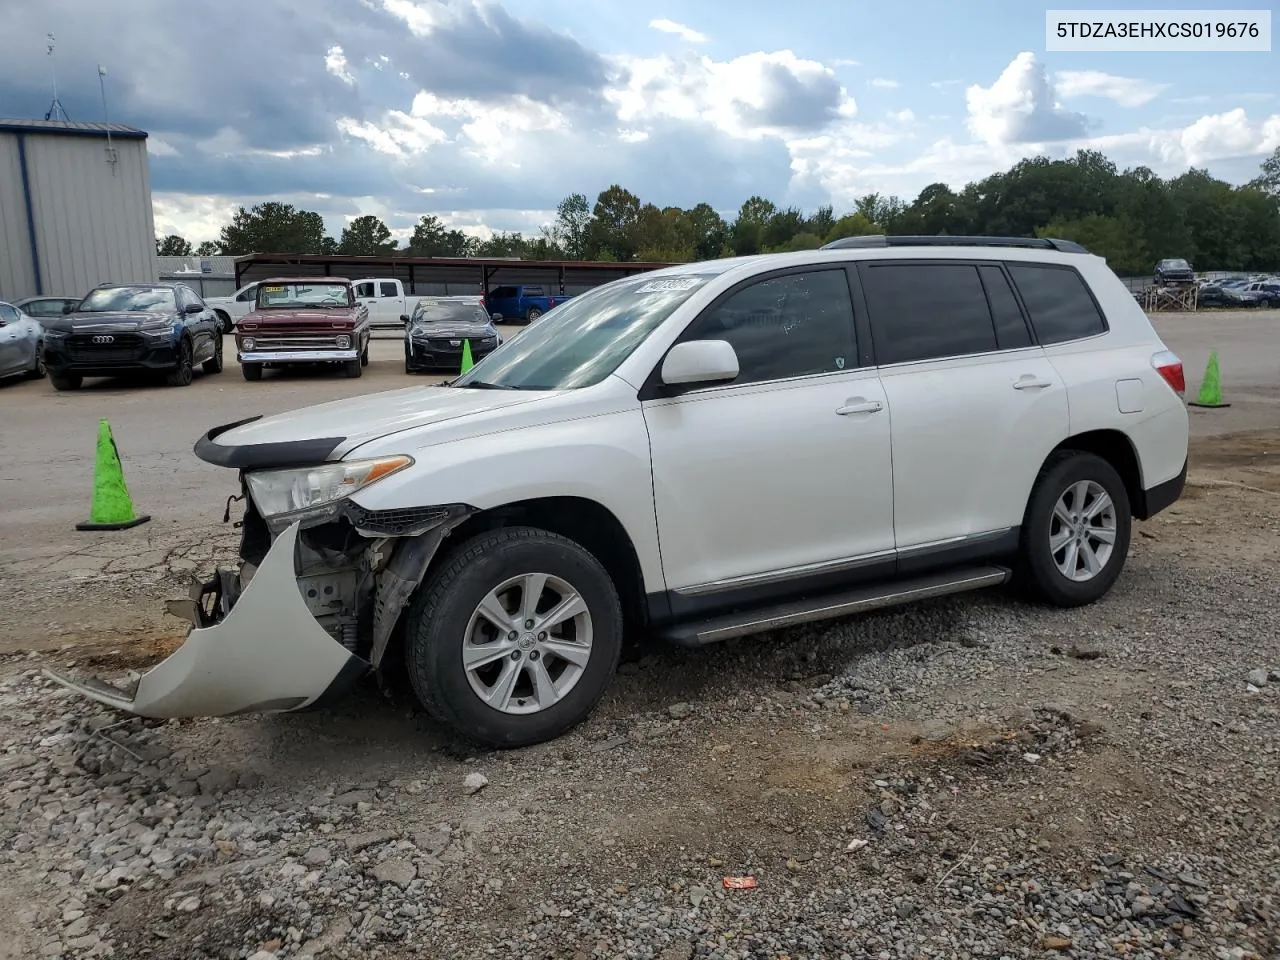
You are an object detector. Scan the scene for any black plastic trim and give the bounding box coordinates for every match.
[644,530,1020,629]
[193,415,346,470]
[300,654,372,712]
[1135,457,1187,521]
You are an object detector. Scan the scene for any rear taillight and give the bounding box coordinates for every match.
[1151,350,1184,396]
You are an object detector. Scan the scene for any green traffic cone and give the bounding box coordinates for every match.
[1188,350,1230,408]
[460,339,475,375]
[76,419,151,531]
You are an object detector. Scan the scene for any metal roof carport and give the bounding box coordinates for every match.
[232,254,676,298]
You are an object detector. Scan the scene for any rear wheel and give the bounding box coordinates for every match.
[525,306,543,323]
[51,372,82,391]
[404,527,623,748]
[166,338,194,387]
[1015,451,1131,607]
[241,362,263,381]
[202,334,223,375]
[25,346,46,380]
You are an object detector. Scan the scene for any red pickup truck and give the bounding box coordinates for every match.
[234,277,372,381]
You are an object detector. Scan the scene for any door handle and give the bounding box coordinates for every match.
[1013,376,1053,390]
[836,398,884,415]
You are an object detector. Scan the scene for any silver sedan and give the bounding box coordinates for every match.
[0,301,46,382]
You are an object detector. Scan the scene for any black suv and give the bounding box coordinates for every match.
[1153,258,1195,284]
[42,282,223,390]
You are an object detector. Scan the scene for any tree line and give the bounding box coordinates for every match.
[157,146,1280,277]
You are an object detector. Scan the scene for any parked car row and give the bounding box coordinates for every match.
[1196,274,1280,308]
[205,279,574,333]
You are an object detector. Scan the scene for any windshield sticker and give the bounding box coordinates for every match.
[635,277,704,293]
[261,285,285,293]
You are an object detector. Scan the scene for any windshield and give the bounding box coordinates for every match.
[77,287,176,313]
[452,273,711,391]
[412,301,489,324]
[256,282,351,309]
[1161,259,1190,269]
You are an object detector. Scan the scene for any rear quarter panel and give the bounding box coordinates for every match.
[1043,259,1190,490]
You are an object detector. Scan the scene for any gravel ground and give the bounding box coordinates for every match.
[2,429,1278,960]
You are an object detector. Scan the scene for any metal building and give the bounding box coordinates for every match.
[0,118,159,302]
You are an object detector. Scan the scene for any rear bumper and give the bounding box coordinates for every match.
[44,522,368,718]
[1135,456,1187,520]
[238,348,358,364]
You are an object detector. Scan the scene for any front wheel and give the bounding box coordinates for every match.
[404,527,624,748]
[51,372,81,391]
[361,341,370,366]
[26,347,46,380]
[1015,451,1131,607]
[241,362,263,381]
[343,357,363,378]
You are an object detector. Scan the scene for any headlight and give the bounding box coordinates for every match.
[335,334,352,349]
[245,455,414,521]
[241,337,256,350]
[44,329,68,339]
[140,320,176,338]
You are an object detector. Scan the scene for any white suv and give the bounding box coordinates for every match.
[48,236,1190,749]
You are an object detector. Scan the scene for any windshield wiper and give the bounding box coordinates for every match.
[455,380,516,390]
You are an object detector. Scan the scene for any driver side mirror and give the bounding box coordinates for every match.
[490,313,503,323]
[660,339,739,387]
[62,303,75,314]
[400,314,410,324]
[184,303,203,314]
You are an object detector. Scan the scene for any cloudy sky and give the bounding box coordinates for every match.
[2,0,1277,245]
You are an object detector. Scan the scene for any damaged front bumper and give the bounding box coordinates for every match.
[44,522,368,718]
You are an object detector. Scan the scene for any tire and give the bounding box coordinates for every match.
[404,526,624,748]
[25,345,46,380]
[50,372,81,391]
[343,357,363,378]
[361,341,370,366]
[166,338,194,387]
[214,311,231,334]
[525,307,543,323]
[1015,451,1131,608]
[241,362,263,382]
[202,333,223,375]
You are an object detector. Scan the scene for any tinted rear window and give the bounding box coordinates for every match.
[1006,264,1107,345]
[978,266,1033,350]
[860,263,998,365]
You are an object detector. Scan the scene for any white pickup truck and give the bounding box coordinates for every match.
[206,278,420,333]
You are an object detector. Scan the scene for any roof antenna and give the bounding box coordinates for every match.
[97,64,118,173]
[44,33,70,121]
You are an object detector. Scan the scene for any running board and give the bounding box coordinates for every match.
[658,565,1012,647]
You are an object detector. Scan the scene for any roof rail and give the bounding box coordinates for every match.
[820,235,1090,254]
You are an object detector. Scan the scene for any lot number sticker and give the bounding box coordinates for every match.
[636,277,703,293]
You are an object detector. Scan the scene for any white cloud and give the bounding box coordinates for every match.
[325,45,355,85]
[606,49,857,140]
[152,194,241,244]
[648,18,707,43]
[195,127,328,159]
[336,112,448,158]
[869,77,900,89]
[1055,70,1169,108]
[931,79,962,90]
[147,137,180,158]
[966,52,1088,145]
[889,109,915,124]
[832,58,861,67]
[1165,108,1271,165]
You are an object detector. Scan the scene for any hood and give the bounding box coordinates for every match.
[239,308,359,329]
[46,311,176,334]
[195,384,557,470]
[409,320,494,338]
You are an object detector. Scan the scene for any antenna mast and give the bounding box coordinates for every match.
[45,33,70,121]
[98,64,119,172]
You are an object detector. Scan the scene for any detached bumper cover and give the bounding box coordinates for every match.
[238,348,358,363]
[44,522,368,718]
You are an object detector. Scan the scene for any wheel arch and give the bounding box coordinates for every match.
[436,496,648,630]
[1043,429,1144,517]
